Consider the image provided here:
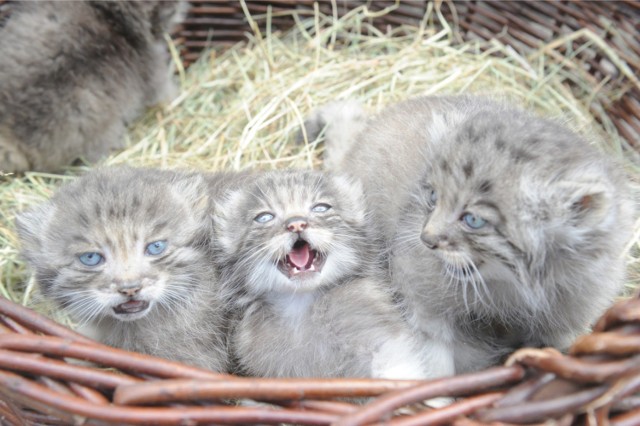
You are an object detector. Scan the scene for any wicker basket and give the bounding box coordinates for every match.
[1,1,639,424]
[2,293,640,425]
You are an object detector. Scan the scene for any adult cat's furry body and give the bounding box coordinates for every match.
[310,96,635,375]
[214,170,427,379]
[16,166,229,372]
[0,1,185,172]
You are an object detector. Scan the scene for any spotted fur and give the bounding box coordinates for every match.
[213,170,428,379]
[16,166,229,372]
[313,95,636,374]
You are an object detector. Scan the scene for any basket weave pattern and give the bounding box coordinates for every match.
[1,294,640,425]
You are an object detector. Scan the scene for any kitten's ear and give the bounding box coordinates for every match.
[560,180,614,228]
[15,202,55,264]
[170,173,210,218]
[331,174,367,223]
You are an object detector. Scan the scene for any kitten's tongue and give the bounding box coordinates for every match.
[288,243,311,269]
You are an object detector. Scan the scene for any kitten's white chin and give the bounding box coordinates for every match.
[287,256,351,290]
[281,272,324,292]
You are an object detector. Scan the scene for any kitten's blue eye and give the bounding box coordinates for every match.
[311,203,331,213]
[145,240,167,256]
[78,252,103,266]
[429,189,437,205]
[462,213,487,229]
[254,212,275,224]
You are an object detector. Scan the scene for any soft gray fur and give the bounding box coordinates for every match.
[310,96,636,375]
[0,1,185,172]
[213,170,428,379]
[15,166,229,372]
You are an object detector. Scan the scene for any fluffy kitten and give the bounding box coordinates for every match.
[310,96,636,375]
[213,170,428,379]
[15,166,229,372]
[0,1,185,173]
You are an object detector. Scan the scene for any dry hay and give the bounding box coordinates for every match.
[1,3,638,320]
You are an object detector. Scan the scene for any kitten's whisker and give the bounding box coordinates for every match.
[393,238,424,255]
[160,290,190,306]
[460,267,469,312]
[230,244,278,272]
[66,296,105,325]
[466,264,484,311]
[392,232,421,246]
[161,285,196,307]
[464,256,496,313]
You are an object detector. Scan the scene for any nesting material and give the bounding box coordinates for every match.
[0,4,638,313]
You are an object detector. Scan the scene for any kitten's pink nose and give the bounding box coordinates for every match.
[286,216,308,233]
[421,232,449,250]
[118,285,141,297]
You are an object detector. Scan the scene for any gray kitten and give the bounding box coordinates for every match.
[213,170,428,379]
[310,96,635,375]
[15,166,229,372]
[0,1,185,172]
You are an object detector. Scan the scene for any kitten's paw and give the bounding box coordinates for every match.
[395,397,454,416]
[371,336,436,380]
[374,361,426,380]
[424,397,454,408]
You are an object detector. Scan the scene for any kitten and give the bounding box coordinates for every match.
[0,1,185,173]
[213,169,429,379]
[309,96,636,375]
[15,166,229,372]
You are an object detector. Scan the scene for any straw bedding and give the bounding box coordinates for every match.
[0,3,638,324]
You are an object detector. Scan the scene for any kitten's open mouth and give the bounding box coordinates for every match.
[278,239,325,278]
[113,300,149,315]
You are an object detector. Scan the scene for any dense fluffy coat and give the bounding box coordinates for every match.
[213,170,428,379]
[16,166,229,372]
[311,96,635,375]
[0,1,184,172]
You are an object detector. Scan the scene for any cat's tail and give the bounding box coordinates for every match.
[299,100,368,172]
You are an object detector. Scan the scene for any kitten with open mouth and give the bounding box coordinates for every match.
[213,169,428,379]
[279,238,326,277]
[15,166,234,372]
